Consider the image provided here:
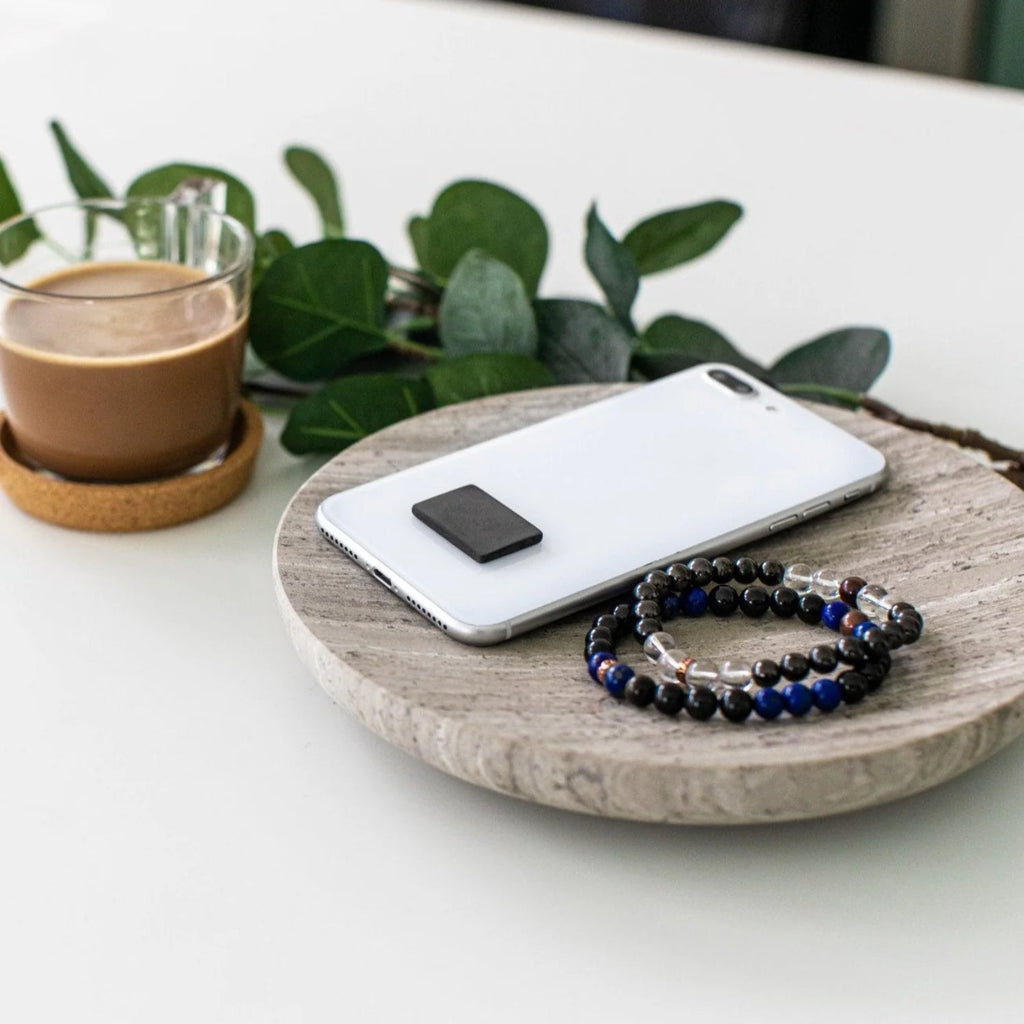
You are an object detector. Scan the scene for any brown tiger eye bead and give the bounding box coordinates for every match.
[840,610,868,636]
[839,576,867,604]
[596,660,617,685]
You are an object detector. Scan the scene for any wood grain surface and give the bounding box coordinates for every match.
[273,385,1024,824]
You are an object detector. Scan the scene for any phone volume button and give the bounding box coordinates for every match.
[768,514,800,532]
[801,501,831,519]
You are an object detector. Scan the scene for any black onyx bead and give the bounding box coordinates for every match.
[894,613,922,644]
[633,581,660,602]
[585,638,615,658]
[666,563,694,592]
[633,599,661,620]
[796,593,826,624]
[719,688,754,723]
[739,585,770,618]
[888,602,920,622]
[708,585,739,617]
[758,559,785,585]
[711,557,735,583]
[860,662,885,692]
[643,570,671,596]
[625,674,657,707]
[653,681,686,716]
[593,614,620,636]
[586,626,613,645]
[808,644,839,673]
[779,652,810,681]
[687,557,713,586]
[778,655,811,679]
[752,659,781,687]
[865,639,892,673]
[836,636,869,668]
[634,617,663,641]
[769,586,799,618]
[838,670,868,704]
[733,557,758,584]
[685,685,718,720]
[611,603,632,629]
[879,621,904,649]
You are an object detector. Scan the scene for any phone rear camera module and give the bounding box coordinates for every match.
[707,367,756,395]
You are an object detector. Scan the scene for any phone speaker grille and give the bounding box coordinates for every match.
[318,525,447,631]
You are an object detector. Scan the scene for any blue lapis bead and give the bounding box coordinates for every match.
[661,593,681,620]
[753,687,784,720]
[604,663,635,698]
[852,620,877,640]
[680,585,708,617]
[821,600,850,631]
[811,678,842,712]
[587,651,616,681]
[781,682,813,716]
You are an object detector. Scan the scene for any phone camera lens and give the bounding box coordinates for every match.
[708,368,756,395]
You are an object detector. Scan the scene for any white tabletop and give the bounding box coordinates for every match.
[3,1,1024,1021]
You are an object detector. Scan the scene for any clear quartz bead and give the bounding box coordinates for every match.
[656,648,690,681]
[856,583,889,619]
[642,631,676,662]
[782,562,814,593]
[685,660,719,687]
[718,660,753,688]
[811,568,842,600]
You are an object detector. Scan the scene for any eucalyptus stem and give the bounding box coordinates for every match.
[389,265,442,298]
[384,332,443,360]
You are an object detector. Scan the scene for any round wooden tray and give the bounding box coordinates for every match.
[273,386,1024,824]
[0,399,263,531]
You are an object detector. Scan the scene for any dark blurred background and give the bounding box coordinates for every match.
[484,0,1024,88]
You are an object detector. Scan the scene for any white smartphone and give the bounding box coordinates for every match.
[315,364,886,645]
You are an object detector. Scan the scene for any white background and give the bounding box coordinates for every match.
[2,1,1024,1020]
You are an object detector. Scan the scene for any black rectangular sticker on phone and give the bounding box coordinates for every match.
[412,485,542,563]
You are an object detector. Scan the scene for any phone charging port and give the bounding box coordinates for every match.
[372,567,392,589]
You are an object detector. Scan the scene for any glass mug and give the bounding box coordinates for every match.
[0,195,253,482]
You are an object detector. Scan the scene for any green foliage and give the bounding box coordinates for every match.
[411,180,548,297]
[439,250,537,357]
[427,353,554,406]
[623,200,741,275]
[282,374,434,454]
[50,121,113,199]
[632,315,763,380]
[250,239,389,381]
[584,204,638,330]
[535,299,633,384]
[284,146,344,238]
[0,157,39,265]
[5,124,892,456]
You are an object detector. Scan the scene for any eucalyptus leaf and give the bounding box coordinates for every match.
[282,374,435,454]
[0,157,40,265]
[407,215,430,271]
[584,204,638,330]
[253,228,294,286]
[416,180,548,297]
[127,163,256,232]
[284,146,344,238]
[249,239,390,381]
[427,353,554,406]
[632,314,764,379]
[535,299,633,383]
[49,121,113,199]
[623,200,741,275]
[439,249,537,357]
[769,327,890,397]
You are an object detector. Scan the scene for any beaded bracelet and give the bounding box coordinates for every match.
[584,556,924,723]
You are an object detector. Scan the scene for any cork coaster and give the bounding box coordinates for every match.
[273,386,1024,825]
[0,399,263,531]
